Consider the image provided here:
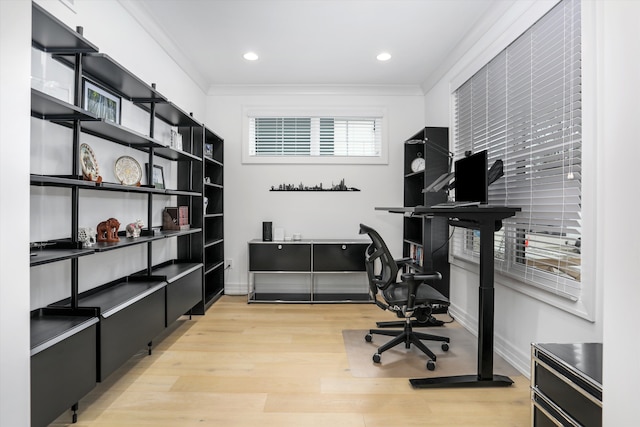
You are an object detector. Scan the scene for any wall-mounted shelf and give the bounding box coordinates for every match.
[28,3,224,425]
[31,3,98,54]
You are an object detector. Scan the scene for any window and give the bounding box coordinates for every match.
[453,0,582,300]
[251,117,311,156]
[244,108,385,164]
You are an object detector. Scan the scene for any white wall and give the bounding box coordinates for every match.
[600,1,640,424]
[0,1,31,424]
[424,0,640,423]
[206,90,425,294]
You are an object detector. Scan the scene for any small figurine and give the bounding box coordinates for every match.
[126,219,144,238]
[78,227,97,248]
[96,218,120,242]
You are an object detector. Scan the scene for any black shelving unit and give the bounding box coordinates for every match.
[28,3,222,425]
[402,127,450,298]
[195,127,225,313]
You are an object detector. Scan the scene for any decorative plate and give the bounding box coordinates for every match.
[114,156,142,186]
[80,143,100,181]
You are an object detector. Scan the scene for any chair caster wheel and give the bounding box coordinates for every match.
[373,353,381,363]
[365,334,372,343]
[427,360,436,371]
[442,342,449,351]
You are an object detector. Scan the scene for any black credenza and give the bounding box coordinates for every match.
[248,239,371,303]
[531,343,602,426]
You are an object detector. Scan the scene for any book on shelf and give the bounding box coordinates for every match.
[409,243,423,267]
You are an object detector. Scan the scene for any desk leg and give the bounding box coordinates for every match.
[478,221,495,380]
[410,221,513,389]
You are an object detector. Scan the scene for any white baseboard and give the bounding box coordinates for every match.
[449,304,531,378]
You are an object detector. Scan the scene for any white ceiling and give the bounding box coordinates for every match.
[122,0,514,94]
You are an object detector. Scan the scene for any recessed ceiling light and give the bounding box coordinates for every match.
[243,52,259,61]
[376,52,391,61]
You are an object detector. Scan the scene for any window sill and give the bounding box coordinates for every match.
[450,255,596,322]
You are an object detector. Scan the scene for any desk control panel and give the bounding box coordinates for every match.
[531,343,602,427]
[248,239,370,303]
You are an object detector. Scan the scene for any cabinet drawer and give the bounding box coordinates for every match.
[313,243,367,271]
[532,391,573,427]
[249,243,311,271]
[99,289,165,381]
[534,362,601,427]
[31,324,97,427]
[166,267,203,324]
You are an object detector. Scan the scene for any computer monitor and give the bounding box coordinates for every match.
[454,150,488,204]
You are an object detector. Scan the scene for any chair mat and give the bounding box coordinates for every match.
[342,323,521,378]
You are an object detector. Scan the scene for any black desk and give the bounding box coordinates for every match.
[376,205,521,388]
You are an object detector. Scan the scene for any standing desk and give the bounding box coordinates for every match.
[376,205,521,388]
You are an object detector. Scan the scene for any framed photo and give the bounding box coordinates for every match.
[204,143,213,158]
[83,79,120,124]
[145,163,165,189]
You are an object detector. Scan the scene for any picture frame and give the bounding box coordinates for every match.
[83,79,121,124]
[204,143,213,158]
[145,163,165,189]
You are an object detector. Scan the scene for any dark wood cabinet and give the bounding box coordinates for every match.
[403,127,450,298]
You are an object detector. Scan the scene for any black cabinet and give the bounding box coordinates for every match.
[163,264,205,324]
[248,240,370,303]
[403,127,450,298]
[88,283,166,381]
[30,310,98,427]
[531,343,603,427]
[313,243,366,271]
[250,242,312,271]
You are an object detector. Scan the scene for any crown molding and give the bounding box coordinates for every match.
[117,0,210,93]
[207,84,425,97]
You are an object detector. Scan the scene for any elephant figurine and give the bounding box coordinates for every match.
[78,227,97,248]
[126,219,144,238]
[96,218,120,242]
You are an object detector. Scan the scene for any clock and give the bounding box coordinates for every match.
[411,152,425,172]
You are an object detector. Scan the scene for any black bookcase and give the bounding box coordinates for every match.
[402,127,450,298]
[29,3,223,424]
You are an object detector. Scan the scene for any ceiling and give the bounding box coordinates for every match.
[122,0,513,94]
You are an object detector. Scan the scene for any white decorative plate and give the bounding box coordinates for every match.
[114,156,142,186]
[80,143,100,181]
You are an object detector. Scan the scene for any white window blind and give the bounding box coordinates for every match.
[249,116,381,158]
[453,0,582,300]
[250,117,311,156]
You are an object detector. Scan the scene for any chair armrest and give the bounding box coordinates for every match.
[401,271,442,282]
[395,257,413,267]
[402,271,442,312]
[412,272,442,282]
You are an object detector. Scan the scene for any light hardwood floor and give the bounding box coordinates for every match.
[52,295,531,426]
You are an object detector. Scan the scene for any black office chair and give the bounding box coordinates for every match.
[359,223,450,370]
